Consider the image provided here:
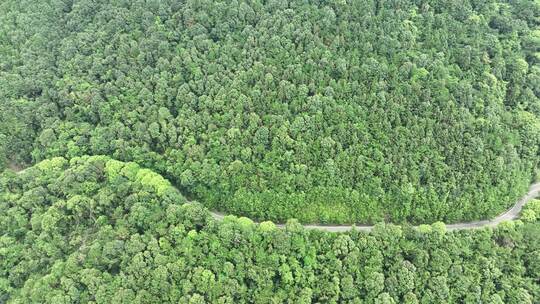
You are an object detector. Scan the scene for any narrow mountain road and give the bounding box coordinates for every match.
[209,182,540,232]
[10,163,539,232]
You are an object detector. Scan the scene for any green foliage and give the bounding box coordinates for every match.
[259,221,277,232]
[0,134,6,172]
[1,1,539,301]
[522,199,540,222]
[521,209,537,222]
[1,158,539,303]
[1,0,539,223]
[35,157,68,173]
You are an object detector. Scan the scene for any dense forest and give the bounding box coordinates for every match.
[0,0,539,223]
[0,156,539,303]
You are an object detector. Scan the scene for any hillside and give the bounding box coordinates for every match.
[0,1,539,224]
[1,156,539,303]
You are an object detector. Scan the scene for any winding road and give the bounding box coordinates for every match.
[208,182,540,232]
[10,163,540,232]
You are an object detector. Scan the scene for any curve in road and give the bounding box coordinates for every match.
[208,182,540,232]
[9,163,539,232]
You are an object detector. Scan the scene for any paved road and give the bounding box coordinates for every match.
[10,163,539,232]
[208,182,540,232]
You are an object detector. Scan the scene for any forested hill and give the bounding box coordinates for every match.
[1,156,539,303]
[1,0,539,224]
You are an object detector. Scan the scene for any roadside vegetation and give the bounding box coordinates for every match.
[1,156,539,303]
[1,0,539,302]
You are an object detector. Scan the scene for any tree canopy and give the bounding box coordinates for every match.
[1,156,539,303]
[0,0,539,223]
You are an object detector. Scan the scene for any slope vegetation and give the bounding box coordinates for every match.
[1,156,539,303]
[1,0,539,223]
